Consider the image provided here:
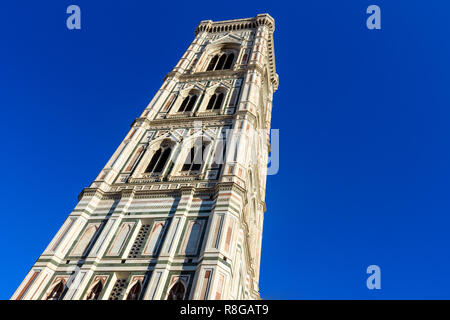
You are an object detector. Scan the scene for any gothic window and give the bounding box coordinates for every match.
[206,53,235,71]
[178,92,198,112]
[211,137,225,168]
[51,218,75,252]
[189,58,198,72]
[183,221,203,255]
[224,53,234,69]
[86,281,103,300]
[126,281,142,300]
[206,55,218,71]
[46,281,65,300]
[241,53,248,64]
[70,223,100,256]
[108,222,134,256]
[215,54,227,70]
[167,281,185,300]
[143,222,165,256]
[182,142,206,172]
[145,147,171,174]
[206,92,224,111]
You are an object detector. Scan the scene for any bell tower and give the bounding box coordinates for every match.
[12,14,278,300]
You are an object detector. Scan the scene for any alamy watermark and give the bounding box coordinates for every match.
[366,5,381,30]
[366,265,381,290]
[65,5,381,31]
[150,121,280,176]
[66,5,81,30]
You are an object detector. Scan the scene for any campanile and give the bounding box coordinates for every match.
[13,14,278,300]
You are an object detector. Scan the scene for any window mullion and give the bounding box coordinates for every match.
[183,96,189,112]
[213,55,220,71]
[152,151,163,173]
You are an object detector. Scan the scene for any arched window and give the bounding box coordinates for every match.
[145,147,171,174]
[182,142,206,172]
[70,224,99,256]
[178,93,198,112]
[206,53,235,71]
[126,281,142,300]
[108,223,133,256]
[185,95,198,111]
[215,54,227,70]
[86,281,103,300]
[241,53,248,64]
[46,281,65,300]
[223,53,234,69]
[206,55,218,71]
[143,223,165,255]
[167,281,185,300]
[206,92,224,111]
[184,222,202,255]
[179,96,189,111]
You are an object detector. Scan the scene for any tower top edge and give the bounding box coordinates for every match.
[194,13,279,91]
[195,13,275,34]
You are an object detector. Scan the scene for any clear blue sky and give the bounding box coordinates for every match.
[1,0,450,299]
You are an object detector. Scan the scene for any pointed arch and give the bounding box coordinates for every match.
[126,281,142,300]
[214,92,224,110]
[182,143,206,172]
[145,146,172,174]
[185,221,203,254]
[143,222,165,255]
[108,222,134,256]
[154,147,171,173]
[207,55,218,71]
[206,49,236,71]
[178,91,198,112]
[46,280,65,300]
[215,54,227,70]
[145,148,161,173]
[185,94,198,112]
[71,223,100,256]
[131,135,178,178]
[178,96,190,112]
[206,91,224,111]
[172,130,213,175]
[167,281,185,300]
[86,280,103,300]
[223,53,234,69]
[206,93,217,110]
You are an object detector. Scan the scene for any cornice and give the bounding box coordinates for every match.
[79,181,247,201]
[78,188,105,201]
[195,14,275,35]
[267,33,279,91]
[132,114,234,129]
[177,69,246,82]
